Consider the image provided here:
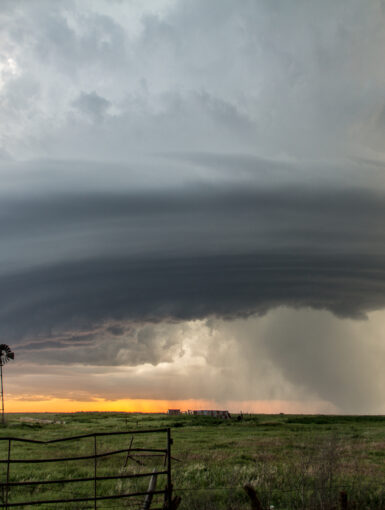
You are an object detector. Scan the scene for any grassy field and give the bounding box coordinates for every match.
[0,412,384,509]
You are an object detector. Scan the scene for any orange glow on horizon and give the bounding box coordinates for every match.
[4,397,338,414]
[5,398,211,414]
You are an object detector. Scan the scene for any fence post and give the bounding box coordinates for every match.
[166,428,172,508]
[94,434,97,510]
[244,485,263,510]
[142,468,157,510]
[124,436,134,468]
[339,491,348,510]
[5,439,11,510]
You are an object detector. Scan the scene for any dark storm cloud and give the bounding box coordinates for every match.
[1,185,384,244]
[1,252,384,344]
[0,171,384,347]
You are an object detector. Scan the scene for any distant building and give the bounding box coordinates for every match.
[188,410,231,419]
[168,409,181,415]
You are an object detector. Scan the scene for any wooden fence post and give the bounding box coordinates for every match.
[123,436,134,467]
[166,428,172,507]
[162,488,181,510]
[339,490,348,510]
[93,434,97,510]
[5,439,11,510]
[244,485,263,510]
[142,469,158,510]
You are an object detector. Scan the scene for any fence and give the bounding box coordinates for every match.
[0,427,173,509]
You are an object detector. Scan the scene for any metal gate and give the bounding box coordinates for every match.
[0,427,172,509]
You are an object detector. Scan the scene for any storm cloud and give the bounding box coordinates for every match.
[1,252,385,342]
[0,162,384,343]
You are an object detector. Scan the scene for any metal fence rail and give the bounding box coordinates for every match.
[0,427,173,509]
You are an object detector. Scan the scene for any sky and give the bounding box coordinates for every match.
[1,0,385,414]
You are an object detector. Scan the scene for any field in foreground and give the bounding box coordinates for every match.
[0,412,385,509]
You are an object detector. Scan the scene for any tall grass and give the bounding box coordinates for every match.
[0,413,384,509]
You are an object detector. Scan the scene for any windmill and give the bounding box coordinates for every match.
[0,345,14,425]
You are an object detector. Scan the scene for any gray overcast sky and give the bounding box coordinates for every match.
[1,0,385,413]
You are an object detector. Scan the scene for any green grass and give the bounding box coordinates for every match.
[0,413,385,509]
